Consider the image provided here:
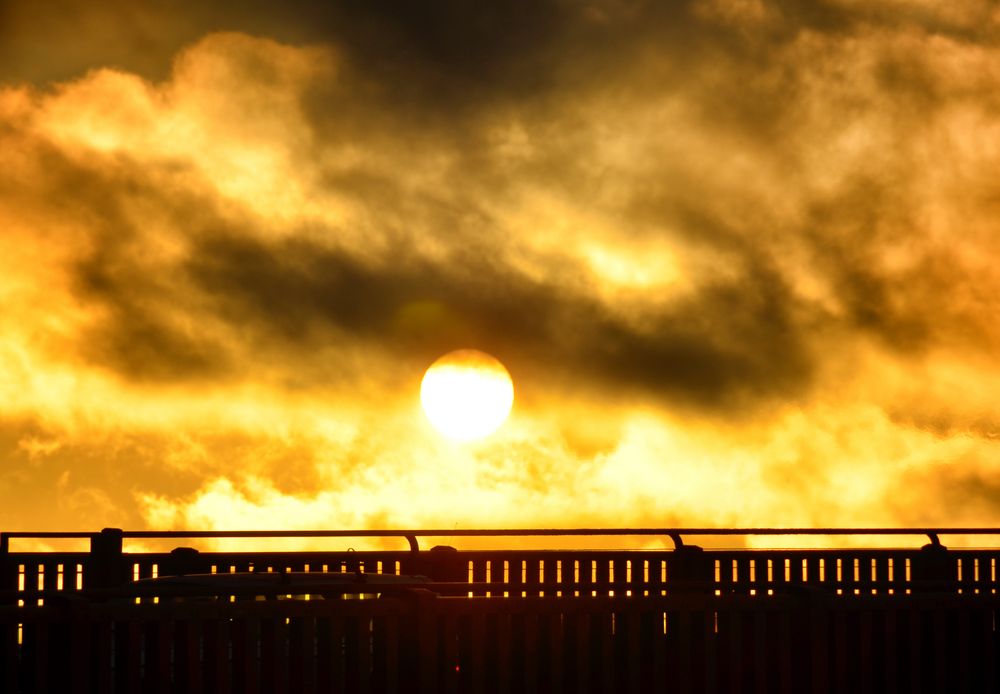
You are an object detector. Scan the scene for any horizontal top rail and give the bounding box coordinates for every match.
[5,527,1000,552]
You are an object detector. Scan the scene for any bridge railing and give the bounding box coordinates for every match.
[2,528,999,604]
[2,529,1000,693]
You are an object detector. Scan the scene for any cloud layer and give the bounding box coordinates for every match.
[2,1,1000,543]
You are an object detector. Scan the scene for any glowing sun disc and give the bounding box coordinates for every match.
[421,350,514,441]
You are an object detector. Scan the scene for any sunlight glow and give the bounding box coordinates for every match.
[421,350,514,442]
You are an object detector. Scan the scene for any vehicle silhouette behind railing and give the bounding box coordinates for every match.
[1,527,998,692]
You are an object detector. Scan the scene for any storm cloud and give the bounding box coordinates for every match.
[2,0,1000,537]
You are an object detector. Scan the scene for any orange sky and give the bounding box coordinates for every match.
[2,1,1000,547]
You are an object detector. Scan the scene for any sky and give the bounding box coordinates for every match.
[2,0,1000,549]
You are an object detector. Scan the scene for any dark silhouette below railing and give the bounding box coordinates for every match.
[1,528,999,692]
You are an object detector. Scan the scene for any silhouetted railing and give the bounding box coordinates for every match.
[4,527,999,600]
[1,528,999,692]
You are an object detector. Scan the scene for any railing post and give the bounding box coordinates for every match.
[911,538,954,592]
[0,533,12,603]
[88,528,125,593]
[669,545,714,593]
[164,547,201,577]
[413,546,465,595]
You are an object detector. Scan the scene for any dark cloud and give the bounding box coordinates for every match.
[174,225,812,410]
[1,136,236,383]
[10,0,991,413]
[4,0,1000,533]
[32,121,817,409]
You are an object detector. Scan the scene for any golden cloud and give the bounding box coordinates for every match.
[0,9,999,544]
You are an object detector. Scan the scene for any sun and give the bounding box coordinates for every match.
[421,350,514,442]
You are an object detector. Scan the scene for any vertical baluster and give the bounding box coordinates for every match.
[981,602,996,691]
[599,608,615,694]
[788,552,805,590]
[890,553,907,595]
[568,608,589,694]
[714,554,732,595]
[540,610,561,694]
[465,610,487,694]
[957,605,971,694]
[525,557,541,598]
[90,616,113,694]
[876,554,891,595]
[485,559,501,598]
[883,602,898,694]
[1,612,19,693]
[808,603,829,694]
[811,555,824,593]
[595,557,611,598]
[777,605,794,694]
[28,618,49,693]
[857,554,873,595]
[830,555,841,595]
[579,556,594,598]
[509,557,525,598]
[859,606,873,694]
[703,603,720,694]
[738,557,754,595]
[354,613,372,694]
[203,617,231,694]
[546,556,562,597]
[624,607,641,694]
[290,615,316,694]
[775,555,790,595]
[724,606,744,694]
[497,611,512,694]
[748,558,762,597]
[613,555,631,597]
[907,608,923,694]
[523,612,539,694]
[472,556,488,597]
[316,615,344,694]
[832,607,848,694]
[750,603,766,694]
[0,550,17,594]
[232,616,260,694]
[672,607,693,694]
[149,616,173,694]
[381,607,404,693]
[177,617,204,694]
[931,608,948,694]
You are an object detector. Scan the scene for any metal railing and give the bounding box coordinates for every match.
[3,527,999,601]
[1,528,999,692]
